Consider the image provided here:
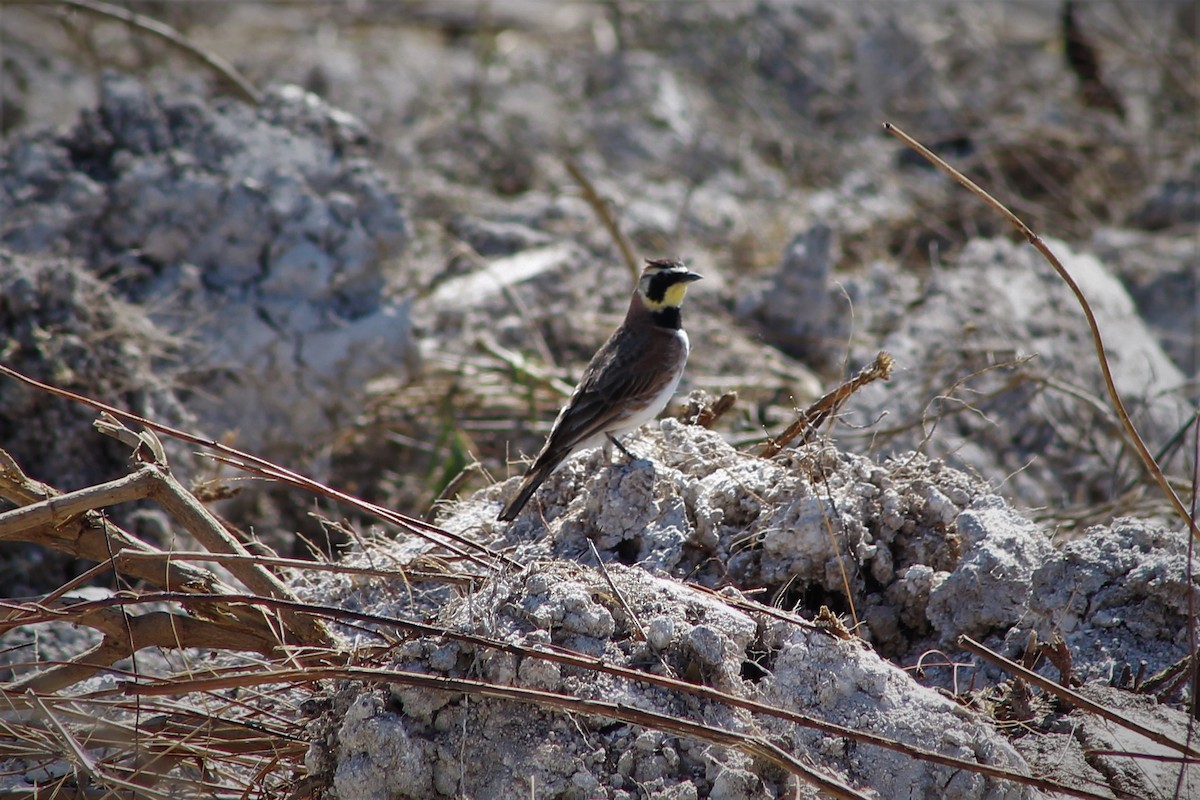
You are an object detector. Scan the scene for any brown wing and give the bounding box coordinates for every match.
[499,325,682,521]
[496,362,665,521]
[532,326,679,467]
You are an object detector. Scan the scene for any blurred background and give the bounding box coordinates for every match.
[1,0,1196,575]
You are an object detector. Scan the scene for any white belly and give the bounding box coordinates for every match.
[616,328,689,433]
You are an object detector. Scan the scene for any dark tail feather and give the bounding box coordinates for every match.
[497,465,552,521]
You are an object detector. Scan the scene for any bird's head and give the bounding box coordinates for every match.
[636,258,703,311]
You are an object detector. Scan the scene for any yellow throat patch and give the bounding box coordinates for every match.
[644,281,691,311]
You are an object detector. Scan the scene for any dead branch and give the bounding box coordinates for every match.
[0,459,328,648]
[759,351,894,457]
[0,466,157,538]
[0,450,230,598]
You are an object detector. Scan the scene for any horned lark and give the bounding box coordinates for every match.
[498,258,702,521]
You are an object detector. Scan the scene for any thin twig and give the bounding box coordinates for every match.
[884,122,1198,544]
[586,541,649,643]
[48,0,262,104]
[862,357,1037,444]
[113,549,479,588]
[564,157,639,282]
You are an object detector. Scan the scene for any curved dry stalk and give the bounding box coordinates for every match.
[121,658,1116,800]
[564,157,640,283]
[884,122,1199,544]
[44,0,262,104]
